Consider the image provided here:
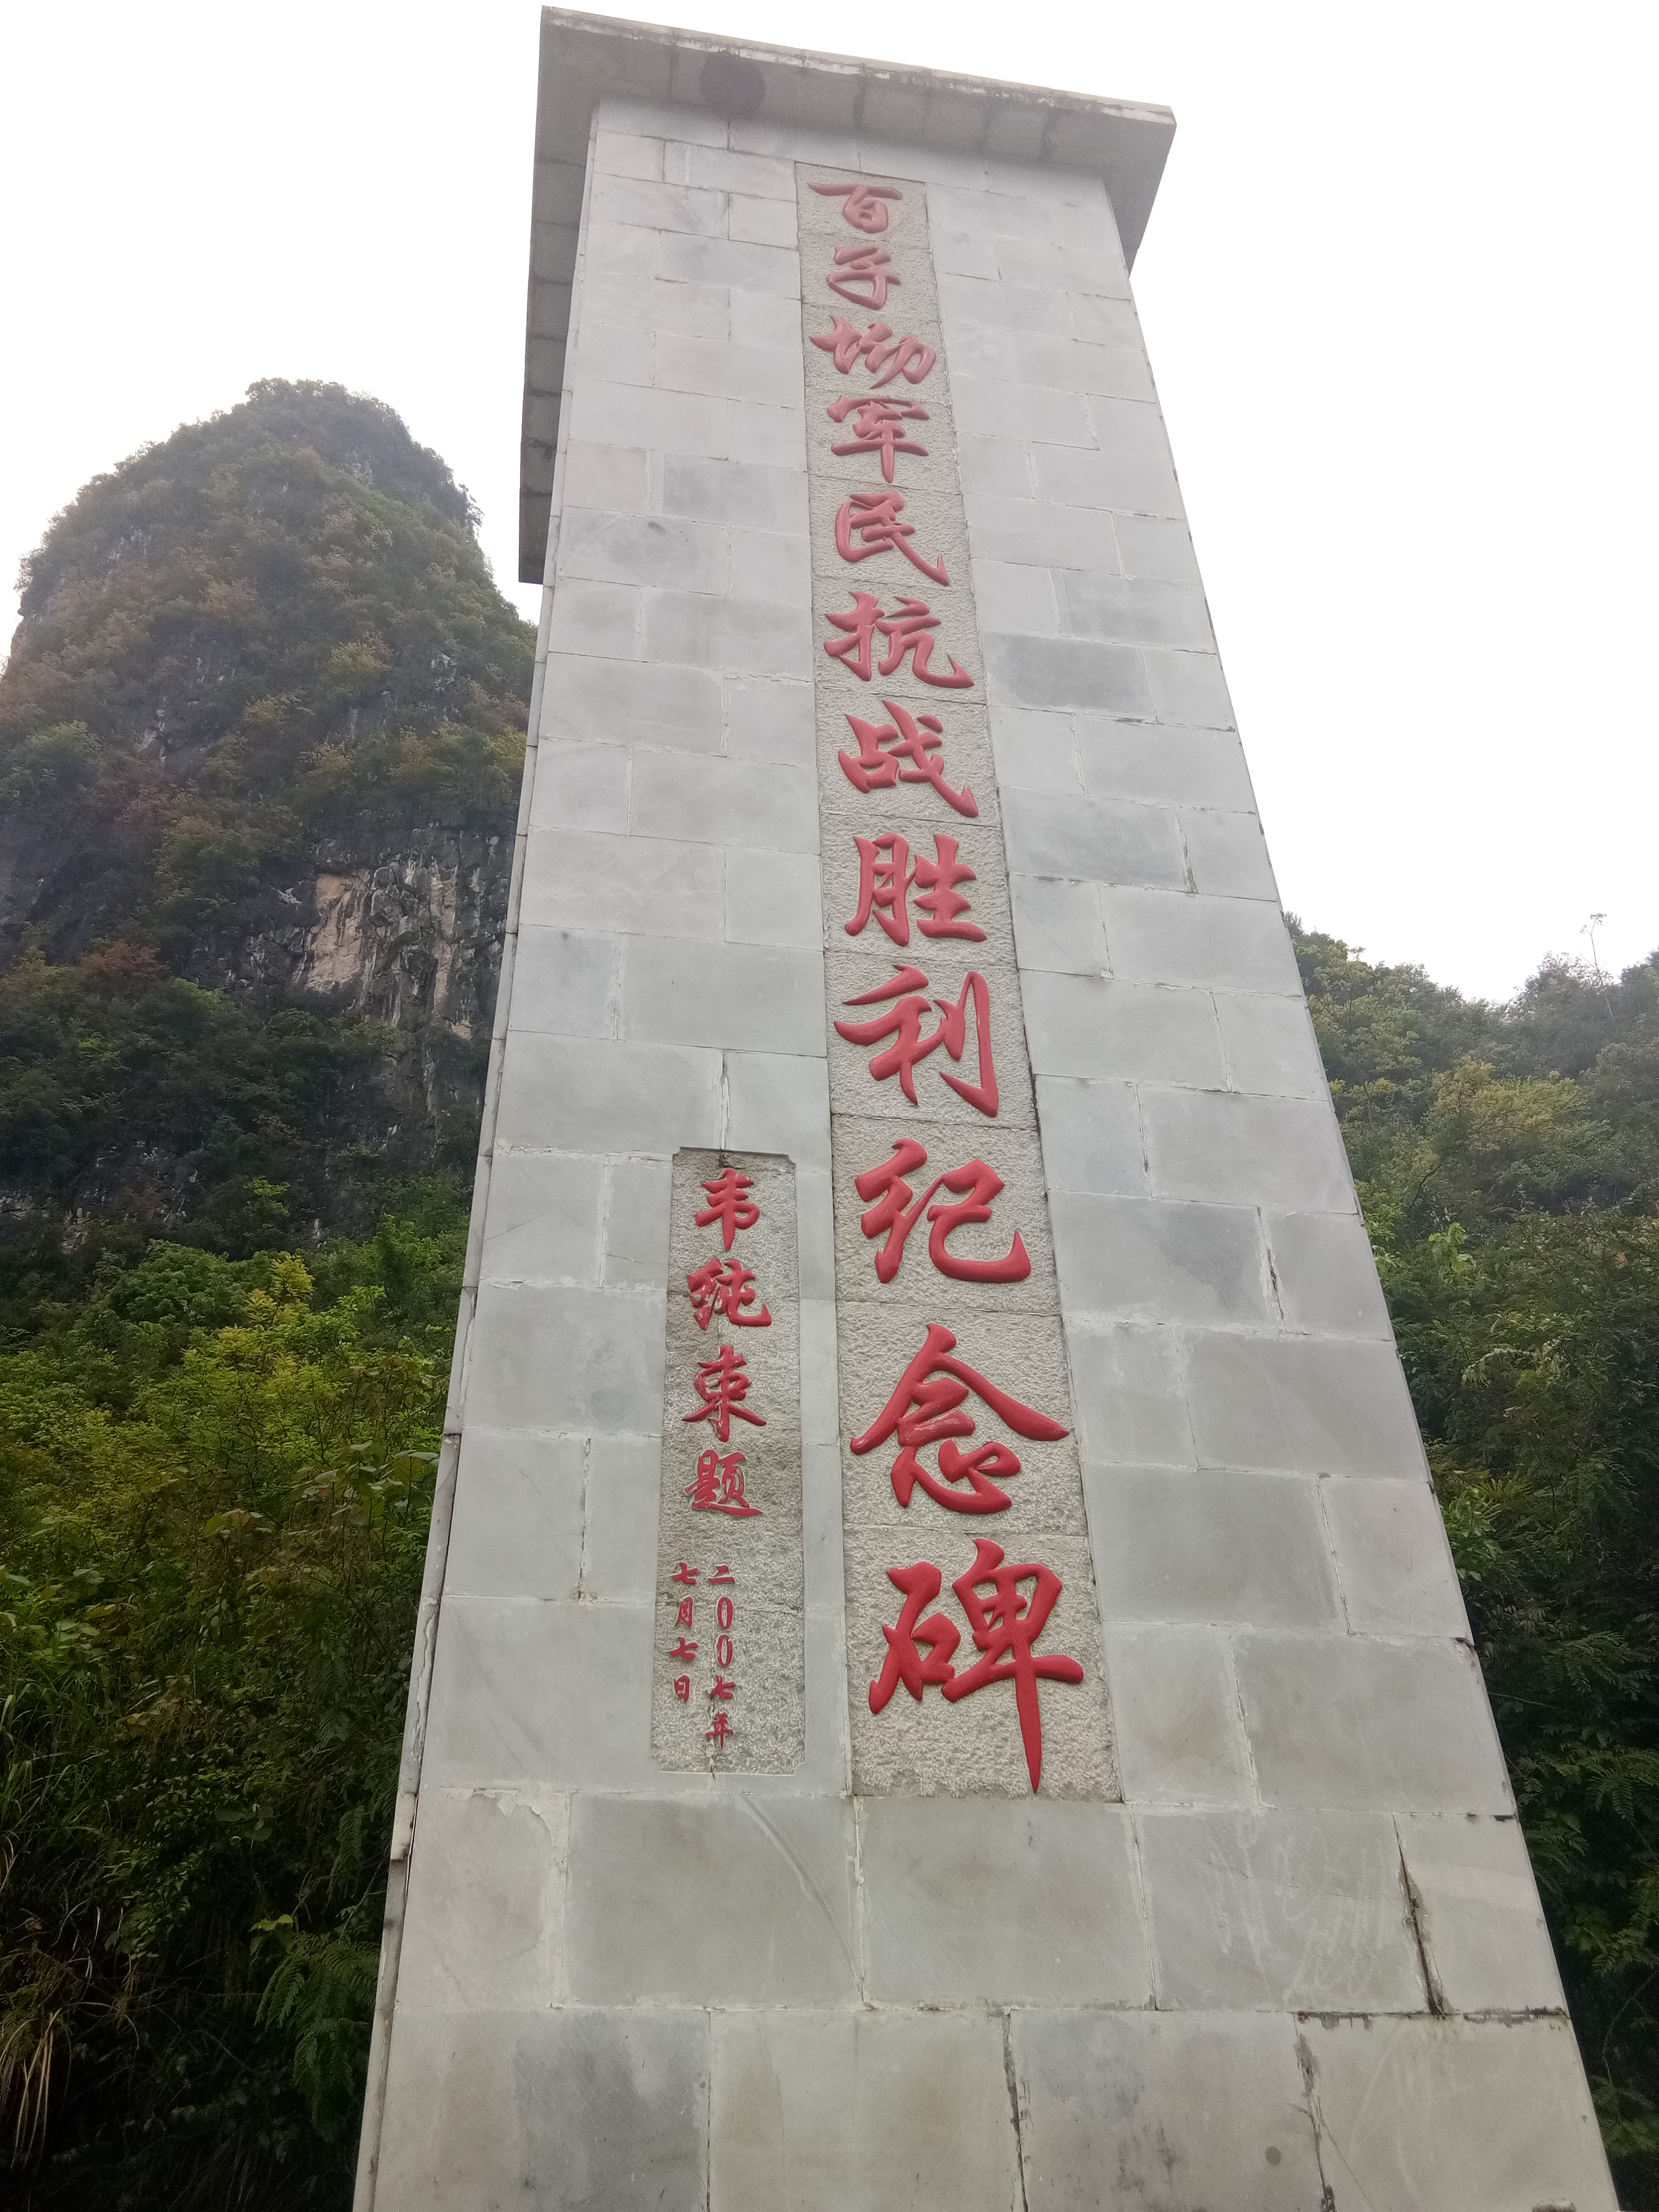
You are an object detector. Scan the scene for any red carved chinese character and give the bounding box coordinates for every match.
[671,1562,699,1586]
[844,831,983,946]
[674,1597,696,1630]
[914,833,982,936]
[810,315,936,387]
[833,490,948,583]
[673,1674,692,1701]
[716,1633,733,1666]
[824,593,973,689]
[827,241,896,306]
[709,1565,736,1585]
[835,965,1000,1116]
[850,1321,1068,1513]
[686,1254,772,1330]
[669,1636,698,1661]
[684,1343,766,1443]
[707,1674,736,1700]
[811,179,902,232]
[868,1560,960,1710]
[845,833,911,946]
[942,1539,1084,1792]
[838,700,977,818]
[853,1139,1032,1285]
[716,1595,735,1630]
[825,395,929,483]
[694,1167,759,1249]
[706,1711,735,1746]
[686,1446,762,1518]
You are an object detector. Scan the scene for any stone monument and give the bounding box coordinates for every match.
[353,14,1619,2207]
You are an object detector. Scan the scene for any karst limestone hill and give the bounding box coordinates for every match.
[0,381,535,1310]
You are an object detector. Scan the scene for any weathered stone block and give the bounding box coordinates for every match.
[862,1796,1150,2002]
[985,631,1155,715]
[1236,1633,1513,1813]
[518,823,724,940]
[1138,1807,1425,2012]
[1181,803,1278,897]
[565,1795,857,2002]
[1266,1208,1392,1335]
[1142,1086,1354,1211]
[464,1281,664,1436]
[1301,2015,1615,2211]
[1034,1074,1147,1196]
[1323,1476,1471,1639]
[496,925,621,1040]
[1213,986,1331,1097]
[443,1430,586,1602]
[1067,1319,1196,1467]
[423,1599,663,1792]
[1013,2009,1326,2210]
[1085,1464,1339,1628]
[527,738,632,834]
[1023,971,1224,1087]
[558,506,730,593]
[1104,887,1301,992]
[1396,1812,1569,2014]
[493,1033,722,1155]
[1185,1330,1426,1478]
[621,937,826,1054]
[1104,1623,1253,1804]
[1077,718,1255,807]
[1054,1193,1273,1327]
[479,1151,606,1286]
[711,2011,1023,2212]
[397,1790,566,2010]
[377,2007,708,2211]
[539,650,724,751]
[1008,870,1109,972]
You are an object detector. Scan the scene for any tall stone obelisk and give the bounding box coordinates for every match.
[355,15,1618,2207]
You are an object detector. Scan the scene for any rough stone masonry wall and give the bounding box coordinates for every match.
[359,89,1618,2212]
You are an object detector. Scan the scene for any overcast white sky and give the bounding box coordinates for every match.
[3,1,1654,1001]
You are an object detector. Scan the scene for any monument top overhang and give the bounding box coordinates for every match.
[518,7,1176,580]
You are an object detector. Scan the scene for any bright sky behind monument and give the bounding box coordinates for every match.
[3,0,1653,1002]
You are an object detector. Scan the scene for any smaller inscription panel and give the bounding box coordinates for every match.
[651,1150,806,1773]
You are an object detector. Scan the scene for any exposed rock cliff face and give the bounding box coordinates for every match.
[300,844,502,1040]
[0,381,533,1287]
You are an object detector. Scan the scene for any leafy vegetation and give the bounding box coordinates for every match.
[1297,926,1659,2200]
[1,1198,464,2206]
[0,383,527,2202]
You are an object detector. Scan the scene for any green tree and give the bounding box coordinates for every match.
[1296,924,1659,2198]
[1,1213,463,2207]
